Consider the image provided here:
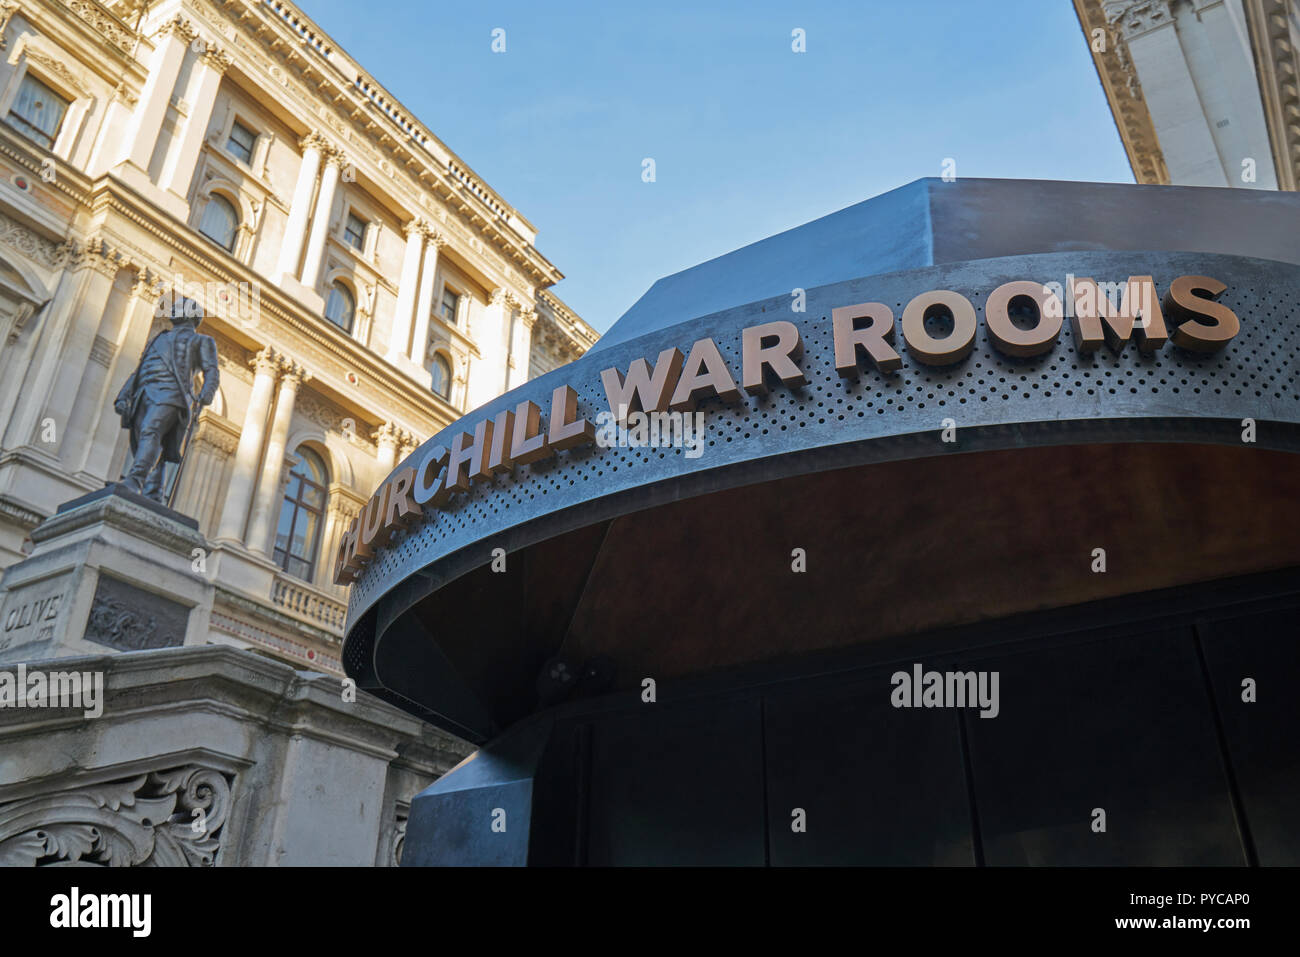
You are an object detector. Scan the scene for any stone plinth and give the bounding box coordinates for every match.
[0,486,214,662]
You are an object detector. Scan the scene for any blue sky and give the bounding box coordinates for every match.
[302,0,1133,333]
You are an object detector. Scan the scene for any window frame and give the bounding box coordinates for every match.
[197,192,240,252]
[272,449,329,583]
[439,286,461,325]
[342,211,367,252]
[430,351,453,399]
[324,279,356,334]
[5,71,71,151]
[225,119,257,166]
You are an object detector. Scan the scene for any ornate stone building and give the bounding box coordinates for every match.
[0,0,597,673]
[1075,0,1300,190]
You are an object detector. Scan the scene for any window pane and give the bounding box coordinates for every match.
[227,122,255,164]
[290,506,319,561]
[431,355,451,397]
[440,290,459,323]
[344,214,366,250]
[301,482,325,510]
[198,196,238,251]
[324,283,354,332]
[7,75,70,150]
[274,499,296,556]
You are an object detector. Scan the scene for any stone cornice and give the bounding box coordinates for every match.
[1074,0,1170,185]
[1242,0,1300,191]
[58,0,136,56]
[0,644,474,760]
[200,0,563,290]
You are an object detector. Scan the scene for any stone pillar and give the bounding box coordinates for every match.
[507,306,537,390]
[246,360,309,556]
[277,133,326,282]
[82,271,163,478]
[319,489,363,596]
[159,45,233,197]
[466,288,509,410]
[175,416,238,536]
[215,348,279,543]
[374,422,401,473]
[117,17,194,172]
[1,244,118,452]
[299,151,343,290]
[409,231,444,363]
[387,220,426,362]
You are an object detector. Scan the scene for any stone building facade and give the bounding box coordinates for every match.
[1075,0,1300,190]
[0,0,598,673]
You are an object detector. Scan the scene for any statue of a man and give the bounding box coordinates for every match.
[114,296,220,503]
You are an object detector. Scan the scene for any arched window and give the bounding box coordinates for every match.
[324,281,355,333]
[198,194,239,252]
[273,447,328,581]
[431,352,452,399]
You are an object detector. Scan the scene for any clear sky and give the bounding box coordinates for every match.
[301,0,1133,334]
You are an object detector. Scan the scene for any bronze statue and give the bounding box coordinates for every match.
[114,296,219,504]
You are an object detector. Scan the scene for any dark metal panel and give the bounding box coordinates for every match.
[764,672,975,865]
[965,628,1246,865]
[1199,607,1300,865]
[585,697,766,866]
[401,718,552,866]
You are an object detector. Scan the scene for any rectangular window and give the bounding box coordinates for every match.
[6,74,70,150]
[440,288,460,323]
[343,212,367,251]
[226,120,257,165]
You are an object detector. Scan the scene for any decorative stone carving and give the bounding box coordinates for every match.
[1077,0,1170,184]
[0,765,234,866]
[299,130,331,154]
[194,422,239,456]
[0,2,18,50]
[86,576,189,652]
[63,0,136,54]
[157,15,199,44]
[0,210,69,269]
[201,45,234,74]
[18,45,92,98]
[250,345,281,377]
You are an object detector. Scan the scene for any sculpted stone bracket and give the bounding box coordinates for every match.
[0,764,235,866]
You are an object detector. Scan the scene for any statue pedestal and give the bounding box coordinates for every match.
[0,486,215,662]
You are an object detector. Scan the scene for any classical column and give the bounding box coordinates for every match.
[387,220,426,362]
[409,231,445,363]
[82,271,161,478]
[299,151,343,290]
[507,305,537,390]
[374,422,401,472]
[175,416,238,536]
[159,44,233,196]
[246,359,310,556]
[319,489,363,595]
[118,17,194,172]
[1,242,119,451]
[277,133,326,282]
[215,347,280,543]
